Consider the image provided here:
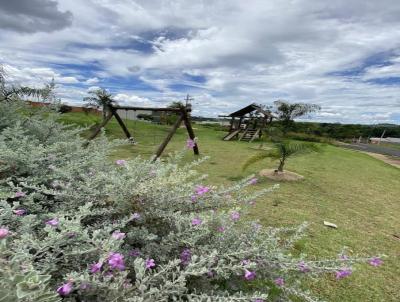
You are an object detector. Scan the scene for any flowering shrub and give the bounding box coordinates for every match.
[0,100,382,301]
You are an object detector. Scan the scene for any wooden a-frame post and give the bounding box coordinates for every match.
[86,103,199,160]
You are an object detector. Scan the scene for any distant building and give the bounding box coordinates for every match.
[370,137,400,144]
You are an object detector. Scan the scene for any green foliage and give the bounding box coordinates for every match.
[273,100,321,133]
[83,88,113,120]
[0,99,376,301]
[243,141,321,172]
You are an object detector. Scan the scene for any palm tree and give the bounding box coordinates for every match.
[243,140,320,172]
[83,88,114,121]
[0,65,52,102]
[274,100,321,134]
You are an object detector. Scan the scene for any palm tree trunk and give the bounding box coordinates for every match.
[277,159,285,172]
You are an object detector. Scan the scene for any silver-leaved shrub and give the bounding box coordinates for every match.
[0,100,380,302]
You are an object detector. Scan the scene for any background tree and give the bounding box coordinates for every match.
[274,100,321,134]
[0,64,52,102]
[83,88,114,121]
[243,140,320,172]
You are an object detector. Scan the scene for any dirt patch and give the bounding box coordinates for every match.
[363,152,400,169]
[259,169,304,181]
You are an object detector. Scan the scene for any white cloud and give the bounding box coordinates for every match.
[1,0,400,123]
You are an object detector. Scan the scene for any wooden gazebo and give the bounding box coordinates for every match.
[221,103,273,142]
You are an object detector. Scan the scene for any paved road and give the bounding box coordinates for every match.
[341,143,400,157]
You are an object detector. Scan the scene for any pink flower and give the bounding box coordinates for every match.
[129,249,141,257]
[90,262,102,273]
[191,217,202,226]
[298,261,310,273]
[254,299,264,302]
[146,258,156,269]
[244,269,256,281]
[249,178,258,185]
[230,211,240,221]
[369,257,383,267]
[186,138,196,149]
[13,209,26,216]
[195,185,210,196]
[274,277,284,287]
[115,159,127,166]
[15,191,26,198]
[217,226,225,233]
[108,253,125,270]
[112,231,126,240]
[336,268,352,279]
[45,218,59,227]
[57,282,73,296]
[130,212,141,220]
[0,228,9,239]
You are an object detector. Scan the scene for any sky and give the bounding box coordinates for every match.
[1,0,400,124]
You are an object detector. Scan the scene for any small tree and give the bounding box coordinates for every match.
[274,100,321,134]
[83,88,114,121]
[243,140,320,172]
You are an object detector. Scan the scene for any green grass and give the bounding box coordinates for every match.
[60,112,400,302]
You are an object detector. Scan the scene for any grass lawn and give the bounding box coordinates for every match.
[60,112,400,302]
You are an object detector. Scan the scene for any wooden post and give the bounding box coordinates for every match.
[87,110,114,141]
[111,108,135,142]
[153,114,184,161]
[182,109,199,155]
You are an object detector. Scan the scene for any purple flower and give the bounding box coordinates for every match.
[298,261,310,273]
[207,270,215,278]
[111,231,126,240]
[130,212,141,220]
[115,159,127,166]
[66,232,76,238]
[129,249,141,257]
[108,252,125,271]
[90,262,102,273]
[249,177,258,185]
[340,254,349,260]
[13,209,26,216]
[80,283,90,290]
[45,218,59,227]
[180,249,192,265]
[336,268,352,279]
[274,277,284,287]
[244,269,256,281]
[15,191,26,198]
[190,195,197,203]
[369,257,383,267]
[56,282,73,296]
[191,217,202,226]
[217,226,225,233]
[186,138,196,149]
[254,299,264,302]
[0,228,9,239]
[145,258,156,269]
[230,211,240,221]
[241,259,250,266]
[195,185,210,196]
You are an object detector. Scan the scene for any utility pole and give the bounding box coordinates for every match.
[184,94,194,107]
[379,129,386,145]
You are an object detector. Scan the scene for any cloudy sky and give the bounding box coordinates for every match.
[1,0,400,124]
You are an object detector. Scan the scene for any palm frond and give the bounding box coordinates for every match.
[242,150,279,171]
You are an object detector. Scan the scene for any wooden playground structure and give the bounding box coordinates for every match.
[220,103,273,142]
[87,102,199,160]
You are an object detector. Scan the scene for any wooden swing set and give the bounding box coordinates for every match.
[87,102,199,160]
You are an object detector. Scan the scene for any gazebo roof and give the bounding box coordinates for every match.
[228,103,272,117]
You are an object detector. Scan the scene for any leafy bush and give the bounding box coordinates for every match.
[286,132,333,144]
[0,100,382,301]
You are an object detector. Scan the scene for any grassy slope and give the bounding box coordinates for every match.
[60,112,400,302]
